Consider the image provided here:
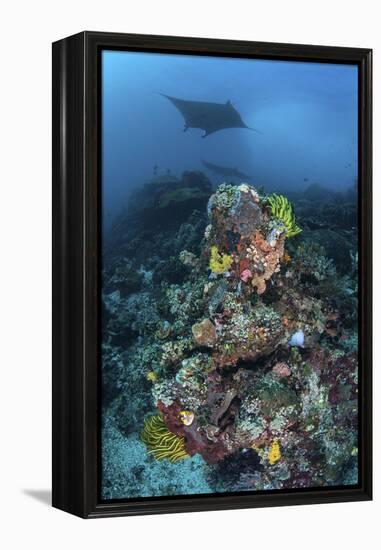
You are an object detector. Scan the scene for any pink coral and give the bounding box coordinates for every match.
[240,268,252,283]
[272,362,291,377]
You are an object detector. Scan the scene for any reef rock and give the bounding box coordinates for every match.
[117,181,361,490]
[192,319,217,347]
[206,183,286,295]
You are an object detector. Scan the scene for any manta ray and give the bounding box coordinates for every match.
[202,159,251,180]
[159,93,258,138]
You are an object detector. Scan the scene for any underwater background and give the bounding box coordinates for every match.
[101,50,359,500]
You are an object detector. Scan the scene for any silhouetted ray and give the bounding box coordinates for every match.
[159,94,259,138]
[202,159,251,180]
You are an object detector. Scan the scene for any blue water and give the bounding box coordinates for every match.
[102,50,358,222]
[100,49,359,500]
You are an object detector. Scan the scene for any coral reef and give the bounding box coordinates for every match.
[102,176,358,498]
[102,415,211,498]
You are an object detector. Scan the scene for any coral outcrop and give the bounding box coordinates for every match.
[102,177,358,496]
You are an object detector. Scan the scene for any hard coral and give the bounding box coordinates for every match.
[192,318,217,347]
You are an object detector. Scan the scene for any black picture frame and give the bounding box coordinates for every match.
[52,31,372,518]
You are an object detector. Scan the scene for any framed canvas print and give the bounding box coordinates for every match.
[52,32,372,518]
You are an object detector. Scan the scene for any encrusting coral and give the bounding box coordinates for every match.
[268,439,281,465]
[141,414,189,462]
[192,318,217,347]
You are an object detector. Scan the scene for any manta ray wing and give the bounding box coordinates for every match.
[159,94,256,137]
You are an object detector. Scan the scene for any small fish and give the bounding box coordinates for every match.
[289,330,304,347]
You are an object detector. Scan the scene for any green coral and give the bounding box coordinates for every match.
[267,193,302,238]
[141,414,189,462]
[209,246,233,274]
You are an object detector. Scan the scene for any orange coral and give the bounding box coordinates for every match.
[239,258,250,274]
[249,231,285,295]
[253,230,272,253]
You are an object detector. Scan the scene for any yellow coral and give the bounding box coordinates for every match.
[283,251,291,263]
[180,410,195,426]
[146,371,158,382]
[209,245,233,274]
[268,439,281,465]
[141,415,189,462]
